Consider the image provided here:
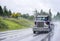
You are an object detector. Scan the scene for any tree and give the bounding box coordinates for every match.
[21,14,29,19]
[11,13,15,18]
[16,12,21,17]
[3,6,9,16]
[57,12,60,16]
[53,12,60,20]
[11,12,21,18]
[29,15,34,20]
[0,6,3,16]
[56,12,60,19]
[8,10,12,17]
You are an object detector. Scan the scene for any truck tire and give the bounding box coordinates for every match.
[33,31,36,34]
[44,31,49,33]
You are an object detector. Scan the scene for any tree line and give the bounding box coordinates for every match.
[54,12,60,20]
[0,6,11,17]
[0,5,34,20]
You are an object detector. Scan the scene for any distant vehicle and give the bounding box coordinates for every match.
[33,13,52,34]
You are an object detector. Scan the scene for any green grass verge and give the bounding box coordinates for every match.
[0,17,34,31]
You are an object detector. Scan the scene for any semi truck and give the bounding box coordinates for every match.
[33,13,52,34]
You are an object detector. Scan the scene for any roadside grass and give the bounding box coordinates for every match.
[0,17,34,31]
[0,17,8,31]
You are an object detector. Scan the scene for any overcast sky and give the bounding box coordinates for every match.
[0,0,60,16]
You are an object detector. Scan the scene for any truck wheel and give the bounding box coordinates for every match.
[33,31,36,34]
[45,31,49,33]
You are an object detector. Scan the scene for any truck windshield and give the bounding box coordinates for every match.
[36,17,48,21]
[36,17,45,20]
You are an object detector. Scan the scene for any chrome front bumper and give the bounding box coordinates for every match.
[33,27,50,32]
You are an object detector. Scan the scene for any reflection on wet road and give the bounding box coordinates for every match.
[51,22,60,41]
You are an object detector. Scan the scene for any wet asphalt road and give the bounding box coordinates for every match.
[51,22,60,41]
[0,28,48,41]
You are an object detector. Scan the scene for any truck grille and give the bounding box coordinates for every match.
[36,22,44,27]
